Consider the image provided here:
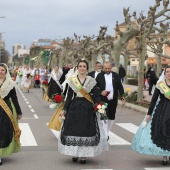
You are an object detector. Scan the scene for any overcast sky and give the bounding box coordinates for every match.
[0,0,156,55]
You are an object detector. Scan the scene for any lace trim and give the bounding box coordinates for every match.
[60,115,100,147]
[0,78,15,99]
[68,76,96,97]
[58,113,108,157]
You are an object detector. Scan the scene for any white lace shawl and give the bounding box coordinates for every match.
[62,67,78,92]
[0,76,15,99]
[48,68,63,89]
[0,63,16,99]
[67,76,96,98]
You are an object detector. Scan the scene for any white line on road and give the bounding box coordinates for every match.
[33,114,39,119]
[116,123,138,134]
[26,101,29,104]
[108,131,130,145]
[19,123,37,146]
[145,168,170,170]
[28,105,32,108]
[30,109,35,112]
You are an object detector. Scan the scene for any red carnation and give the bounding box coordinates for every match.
[54,94,63,103]
[94,102,102,111]
[43,80,48,85]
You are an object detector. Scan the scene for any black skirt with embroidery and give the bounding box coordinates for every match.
[151,97,170,151]
[0,99,13,148]
[60,97,100,147]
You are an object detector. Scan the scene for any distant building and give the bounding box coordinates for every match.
[13,43,25,56]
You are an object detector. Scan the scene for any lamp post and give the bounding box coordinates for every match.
[0,32,5,63]
[0,16,5,63]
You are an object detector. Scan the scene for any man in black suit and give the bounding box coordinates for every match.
[96,62,125,139]
[60,63,73,84]
[88,61,103,79]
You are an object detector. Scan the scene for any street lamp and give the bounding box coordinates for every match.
[0,32,5,63]
[0,16,5,63]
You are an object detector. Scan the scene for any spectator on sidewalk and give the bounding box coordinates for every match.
[119,64,126,83]
[146,66,158,95]
[111,63,118,73]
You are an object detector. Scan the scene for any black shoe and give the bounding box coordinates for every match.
[149,93,152,95]
[0,160,2,166]
[162,160,168,165]
[80,157,86,164]
[72,157,78,162]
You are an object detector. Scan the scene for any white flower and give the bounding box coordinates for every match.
[101,105,105,109]
[97,105,102,109]
[98,109,104,114]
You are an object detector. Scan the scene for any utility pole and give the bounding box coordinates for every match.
[0,32,5,63]
[0,16,5,63]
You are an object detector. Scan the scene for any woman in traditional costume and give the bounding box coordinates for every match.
[58,60,108,164]
[132,66,170,165]
[47,65,63,99]
[0,63,22,165]
[16,66,23,85]
[21,65,32,93]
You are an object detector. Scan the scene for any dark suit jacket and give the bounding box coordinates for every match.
[96,71,124,120]
[96,71,124,101]
[88,71,104,79]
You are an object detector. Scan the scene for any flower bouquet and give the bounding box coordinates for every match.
[49,93,64,109]
[94,102,108,123]
[42,80,48,87]
[18,72,22,77]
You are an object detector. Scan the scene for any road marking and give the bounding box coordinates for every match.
[19,123,37,146]
[28,105,32,108]
[145,168,170,170]
[30,109,35,112]
[26,101,29,104]
[116,123,138,134]
[46,123,60,139]
[24,99,27,101]
[33,114,39,119]
[82,169,113,170]
[108,131,130,145]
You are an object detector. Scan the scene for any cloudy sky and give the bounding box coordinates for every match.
[0,0,156,55]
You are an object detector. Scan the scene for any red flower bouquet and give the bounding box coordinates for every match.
[43,80,48,85]
[94,102,108,123]
[49,93,64,110]
[54,94,63,103]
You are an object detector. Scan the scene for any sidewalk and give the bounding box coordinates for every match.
[118,84,153,114]
[123,84,152,102]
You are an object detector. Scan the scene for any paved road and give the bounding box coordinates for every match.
[1,86,169,170]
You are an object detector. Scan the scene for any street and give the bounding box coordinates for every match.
[1,86,169,170]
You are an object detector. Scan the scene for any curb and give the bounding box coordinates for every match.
[118,100,148,114]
